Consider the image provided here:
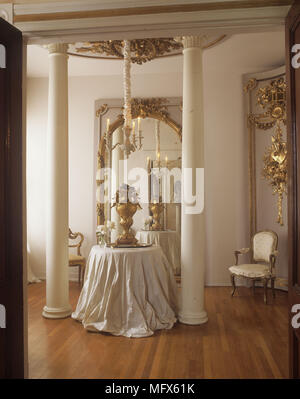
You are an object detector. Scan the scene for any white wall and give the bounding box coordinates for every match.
[27,30,285,284]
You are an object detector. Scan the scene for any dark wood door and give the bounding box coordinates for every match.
[287,0,300,379]
[0,18,24,378]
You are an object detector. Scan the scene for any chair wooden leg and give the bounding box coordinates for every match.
[263,278,268,304]
[78,265,81,285]
[271,278,275,299]
[230,274,236,296]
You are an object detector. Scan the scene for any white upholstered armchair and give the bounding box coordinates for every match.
[228,230,278,304]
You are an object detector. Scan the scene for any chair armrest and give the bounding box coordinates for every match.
[234,248,250,265]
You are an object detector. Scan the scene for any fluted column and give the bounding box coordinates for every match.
[180,36,208,325]
[43,43,72,319]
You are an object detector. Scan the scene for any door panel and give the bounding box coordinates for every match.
[287,0,300,379]
[0,18,24,379]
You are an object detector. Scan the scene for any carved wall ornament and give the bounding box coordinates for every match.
[243,78,258,93]
[262,123,287,226]
[248,77,286,130]
[96,103,108,117]
[248,76,287,226]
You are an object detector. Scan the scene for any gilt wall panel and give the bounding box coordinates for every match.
[244,66,288,288]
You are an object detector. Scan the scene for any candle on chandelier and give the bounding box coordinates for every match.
[138,117,141,132]
[165,156,168,167]
[106,118,110,132]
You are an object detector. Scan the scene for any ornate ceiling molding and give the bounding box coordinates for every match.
[69,36,226,62]
[70,39,182,63]
[14,1,293,24]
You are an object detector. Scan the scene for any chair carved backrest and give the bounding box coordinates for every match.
[69,228,84,256]
[251,230,278,264]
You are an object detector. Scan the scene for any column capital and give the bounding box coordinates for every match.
[176,36,205,49]
[176,34,226,50]
[47,43,69,55]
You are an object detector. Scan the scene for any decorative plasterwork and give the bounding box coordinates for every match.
[97,98,182,141]
[178,34,226,49]
[247,77,286,130]
[14,3,290,44]
[246,76,287,226]
[47,43,69,54]
[71,39,182,63]
[13,0,293,24]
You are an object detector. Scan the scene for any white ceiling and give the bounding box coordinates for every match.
[27,30,286,78]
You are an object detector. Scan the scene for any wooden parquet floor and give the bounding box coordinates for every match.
[28,282,288,379]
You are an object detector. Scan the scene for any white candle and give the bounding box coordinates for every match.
[106,118,110,132]
[138,117,141,131]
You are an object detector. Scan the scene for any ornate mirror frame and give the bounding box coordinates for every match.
[95,97,182,226]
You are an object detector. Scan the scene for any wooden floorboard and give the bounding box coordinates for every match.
[28,282,288,379]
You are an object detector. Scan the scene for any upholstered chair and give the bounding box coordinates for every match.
[69,228,86,286]
[228,230,278,304]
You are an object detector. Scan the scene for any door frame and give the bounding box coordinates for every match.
[19,1,293,379]
[286,1,300,379]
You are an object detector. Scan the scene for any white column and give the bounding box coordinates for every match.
[111,127,124,242]
[180,36,208,325]
[43,43,72,319]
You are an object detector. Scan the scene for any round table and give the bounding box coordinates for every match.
[136,230,181,275]
[72,245,178,338]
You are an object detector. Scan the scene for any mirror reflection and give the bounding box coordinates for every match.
[96,104,182,277]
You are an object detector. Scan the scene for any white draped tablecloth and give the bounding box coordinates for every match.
[136,230,181,275]
[72,245,178,338]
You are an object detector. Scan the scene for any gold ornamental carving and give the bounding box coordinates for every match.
[75,39,182,64]
[111,185,142,245]
[96,97,182,141]
[262,123,287,226]
[248,77,287,226]
[243,78,257,93]
[96,103,108,118]
[149,202,164,231]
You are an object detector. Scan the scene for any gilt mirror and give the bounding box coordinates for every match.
[95,97,182,275]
